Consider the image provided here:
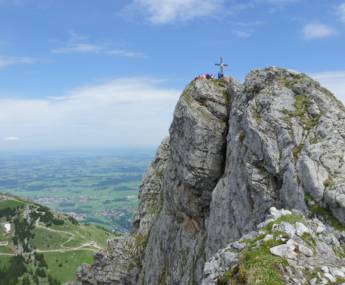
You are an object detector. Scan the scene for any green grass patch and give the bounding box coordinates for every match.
[283,94,322,131]
[237,238,287,285]
[336,278,345,284]
[0,199,25,211]
[217,267,238,285]
[264,214,305,232]
[304,192,313,204]
[0,199,26,218]
[32,227,71,250]
[293,144,304,161]
[54,223,112,248]
[323,175,336,189]
[280,72,345,113]
[135,233,148,250]
[309,204,345,231]
[301,232,316,247]
[251,106,262,125]
[239,131,246,143]
[0,255,13,269]
[220,220,299,285]
[44,250,94,284]
[210,78,227,88]
[0,246,15,254]
[0,255,28,285]
[309,136,318,145]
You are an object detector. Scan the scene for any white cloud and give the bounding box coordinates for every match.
[302,23,335,39]
[130,0,224,24]
[230,21,264,38]
[2,136,19,142]
[128,0,301,25]
[232,30,252,38]
[51,43,101,54]
[338,2,345,23]
[310,71,345,103]
[0,55,37,68]
[106,49,145,58]
[0,77,180,149]
[52,32,144,58]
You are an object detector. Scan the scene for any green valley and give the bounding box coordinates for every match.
[0,194,114,284]
[0,150,153,232]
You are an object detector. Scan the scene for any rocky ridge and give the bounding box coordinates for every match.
[72,67,345,285]
[202,207,345,285]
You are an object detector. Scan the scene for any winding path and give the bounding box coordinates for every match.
[35,219,102,251]
[0,218,102,256]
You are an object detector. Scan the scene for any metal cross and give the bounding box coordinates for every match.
[215,57,228,77]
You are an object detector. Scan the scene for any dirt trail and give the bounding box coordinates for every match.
[0,253,15,256]
[35,219,102,251]
[0,207,103,257]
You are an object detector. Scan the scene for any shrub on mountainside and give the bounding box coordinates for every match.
[0,255,27,285]
[48,274,60,285]
[34,252,48,268]
[12,215,35,252]
[36,267,47,278]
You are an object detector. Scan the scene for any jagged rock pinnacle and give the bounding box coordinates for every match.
[71,67,345,285]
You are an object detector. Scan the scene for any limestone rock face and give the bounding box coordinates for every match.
[133,136,170,236]
[202,208,345,285]
[74,236,138,285]
[137,78,239,285]
[71,68,345,285]
[207,68,345,256]
[71,138,170,285]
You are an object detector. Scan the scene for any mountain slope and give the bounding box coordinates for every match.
[72,67,345,285]
[0,193,113,284]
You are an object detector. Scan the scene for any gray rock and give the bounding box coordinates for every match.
[231,241,246,251]
[270,242,297,260]
[296,222,310,237]
[272,222,296,237]
[202,208,345,285]
[296,243,314,257]
[72,68,345,285]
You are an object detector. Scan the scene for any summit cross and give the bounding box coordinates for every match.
[215,57,228,78]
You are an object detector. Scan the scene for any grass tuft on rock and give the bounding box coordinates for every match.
[239,131,246,143]
[218,215,305,285]
[305,192,345,231]
[323,175,336,189]
[292,144,305,161]
[301,232,316,247]
[135,233,149,250]
[282,94,322,132]
[237,237,287,285]
[264,214,305,232]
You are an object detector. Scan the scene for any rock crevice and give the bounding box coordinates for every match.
[72,67,345,285]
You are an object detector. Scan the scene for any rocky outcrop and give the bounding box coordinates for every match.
[73,138,170,284]
[202,207,345,285]
[72,68,345,285]
[207,68,345,256]
[137,78,238,285]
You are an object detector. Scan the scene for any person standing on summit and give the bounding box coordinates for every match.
[215,57,228,79]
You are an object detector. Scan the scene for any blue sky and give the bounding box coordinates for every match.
[0,0,345,150]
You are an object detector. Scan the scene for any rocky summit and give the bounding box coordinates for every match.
[71,67,345,285]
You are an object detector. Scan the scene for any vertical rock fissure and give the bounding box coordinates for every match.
[72,68,345,285]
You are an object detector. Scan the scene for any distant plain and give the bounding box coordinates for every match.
[0,149,155,232]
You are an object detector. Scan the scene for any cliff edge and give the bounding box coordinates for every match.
[72,67,345,285]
